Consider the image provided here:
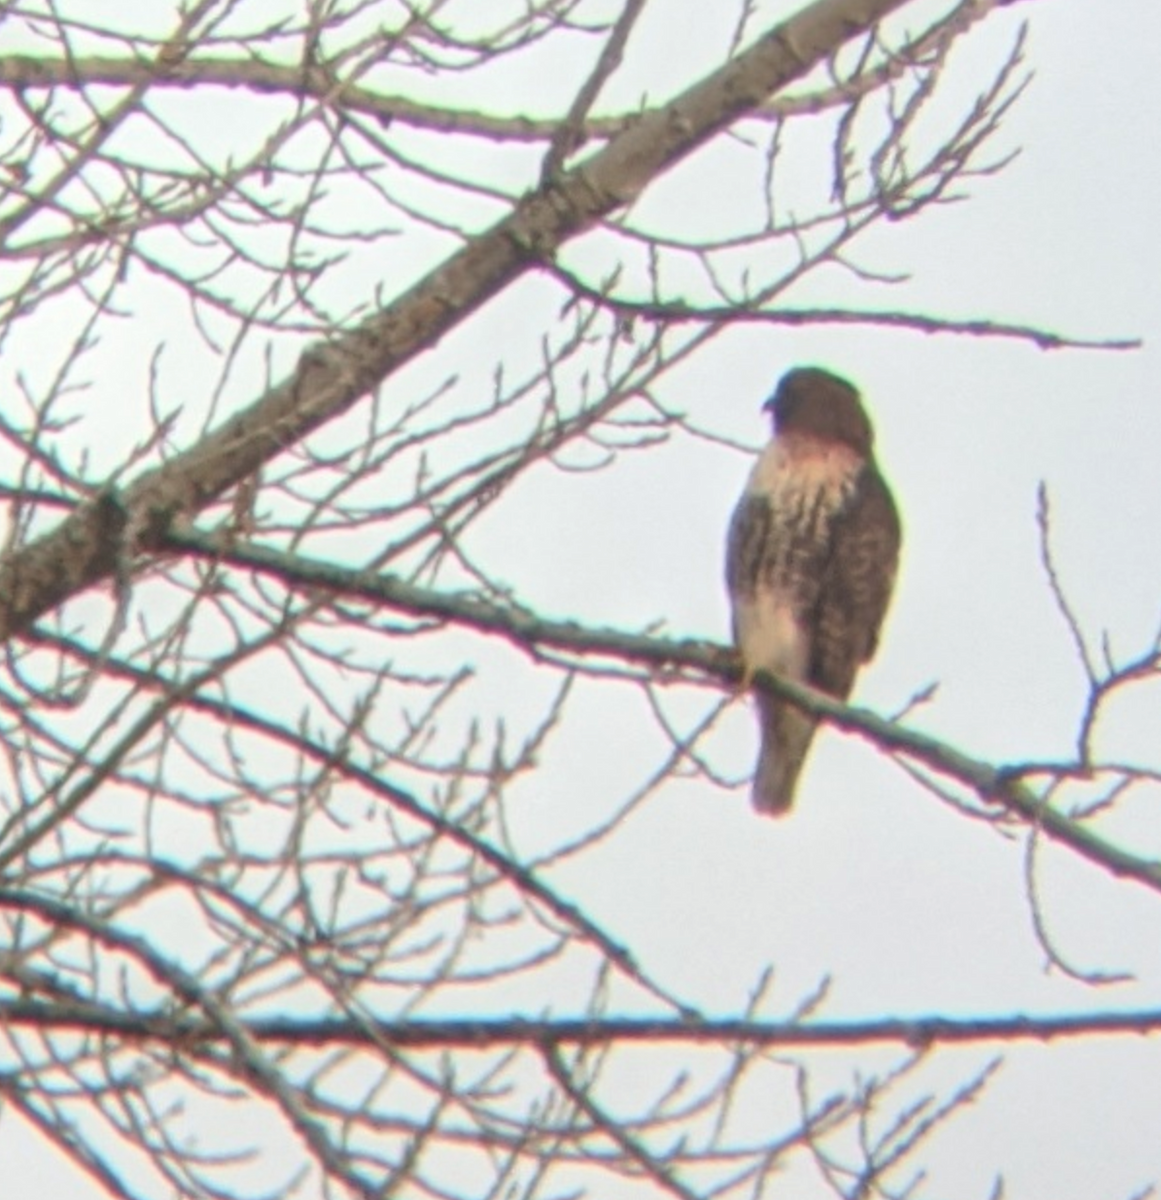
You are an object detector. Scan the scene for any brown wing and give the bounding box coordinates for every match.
[808,463,900,698]
[727,489,816,815]
[725,493,772,621]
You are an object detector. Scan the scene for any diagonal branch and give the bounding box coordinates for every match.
[163,526,1161,901]
[21,627,694,1017]
[0,888,379,1196]
[542,1041,702,1200]
[0,0,913,641]
[539,0,650,184]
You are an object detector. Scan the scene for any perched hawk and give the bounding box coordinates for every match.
[726,367,900,815]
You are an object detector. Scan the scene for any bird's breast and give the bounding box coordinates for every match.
[747,434,863,509]
[744,439,861,583]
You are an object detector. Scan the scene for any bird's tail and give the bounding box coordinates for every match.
[751,693,818,816]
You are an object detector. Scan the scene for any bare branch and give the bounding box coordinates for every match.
[2,1000,1161,1049]
[548,266,1141,350]
[539,0,650,184]
[155,527,1161,902]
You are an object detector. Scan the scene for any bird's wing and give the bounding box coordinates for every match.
[725,492,772,620]
[809,464,901,698]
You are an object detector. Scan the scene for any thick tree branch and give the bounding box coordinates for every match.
[0,0,913,641]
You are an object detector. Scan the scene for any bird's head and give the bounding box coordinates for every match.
[764,367,874,455]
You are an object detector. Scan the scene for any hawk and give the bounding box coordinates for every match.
[726,367,900,815]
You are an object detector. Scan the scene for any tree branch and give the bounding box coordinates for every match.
[539,0,650,184]
[0,1,1026,145]
[0,0,914,641]
[160,527,1161,900]
[1,997,1159,1048]
[547,265,1142,351]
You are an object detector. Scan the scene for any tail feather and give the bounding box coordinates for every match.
[751,693,818,816]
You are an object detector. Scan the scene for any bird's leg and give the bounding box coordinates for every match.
[730,647,757,693]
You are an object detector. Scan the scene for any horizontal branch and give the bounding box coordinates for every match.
[0,25,947,146]
[0,52,573,139]
[166,528,1161,900]
[549,268,1142,351]
[2,998,1160,1049]
[0,2,1026,144]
